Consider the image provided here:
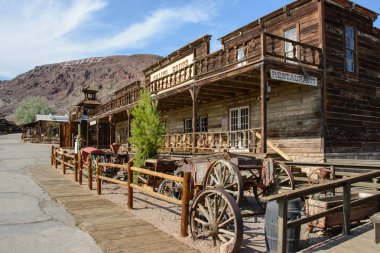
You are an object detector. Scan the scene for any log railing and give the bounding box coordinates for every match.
[51,146,78,181]
[262,170,380,253]
[96,161,191,237]
[147,63,195,94]
[160,128,261,153]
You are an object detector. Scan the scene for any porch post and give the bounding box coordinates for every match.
[109,115,113,145]
[260,63,267,153]
[86,120,89,146]
[190,86,200,155]
[96,121,99,148]
[126,109,131,147]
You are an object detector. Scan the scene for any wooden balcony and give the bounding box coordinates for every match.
[194,33,322,80]
[88,87,142,118]
[147,63,195,94]
[159,128,261,154]
[89,32,322,119]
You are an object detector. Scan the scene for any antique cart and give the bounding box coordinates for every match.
[156,152,295,252]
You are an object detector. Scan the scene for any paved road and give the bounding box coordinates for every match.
[0,134,103,253]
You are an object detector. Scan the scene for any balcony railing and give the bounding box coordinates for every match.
[264,33,322,67]
[147,63,194,94]
[88,87,142,117]
[195,35,262,78]
[160,128,261,153]
[88,32,323,118]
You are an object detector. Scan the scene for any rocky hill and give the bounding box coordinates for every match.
[0,55,162,121]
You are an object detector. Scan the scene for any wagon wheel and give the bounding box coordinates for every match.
[190,188,243,253]
[267,161,295,194]
[254,161,295,209]
[203,160,244,205]
[157,179,183,200]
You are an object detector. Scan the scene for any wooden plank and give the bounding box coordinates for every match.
[262,170,380,202]
[29,165,198,253]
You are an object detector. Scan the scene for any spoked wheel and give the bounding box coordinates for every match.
[266,161,295,195]
[254,160,295,210]
[190,188,243,253]
[203,160,243,205]
[157,179,183,200]
[253,186,266,210]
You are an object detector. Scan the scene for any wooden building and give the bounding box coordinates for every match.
[88,0,380,162]
[63,84,102,147]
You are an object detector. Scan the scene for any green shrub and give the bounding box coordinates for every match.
[14,96,55,125]
[130,89,165,167]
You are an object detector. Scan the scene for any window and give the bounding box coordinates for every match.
[230,106,249,148]
[199,116,208,132]
[345,26,355,73]
[284,27,297,63]
[184,119,192,133]
[237,47,246,67]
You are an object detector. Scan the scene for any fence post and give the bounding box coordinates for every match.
[74,154,78,182]
[342,182,351,235]
[88,156,93,190]
[96,157,101,195]
[277,198,288,253]
[127,163,133,209]
[180,172,190,237]
[54,149,58,169]
[62,151,67,174]
[78,153,82,185]
[51,145,54,166]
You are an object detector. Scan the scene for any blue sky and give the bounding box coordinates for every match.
[0,0,378,80]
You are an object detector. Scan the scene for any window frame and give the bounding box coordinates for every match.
[184,118,192,133]
[344,25,357,74]
[283,26,299,63]
[198,116,208,132]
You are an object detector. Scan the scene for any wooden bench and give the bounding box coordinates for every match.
[370,212,380,244]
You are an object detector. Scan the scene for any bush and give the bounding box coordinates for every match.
[130,89,165,167]
[14,96,55,125]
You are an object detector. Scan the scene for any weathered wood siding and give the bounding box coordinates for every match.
[324,1,380,154]
[221,0,320,49]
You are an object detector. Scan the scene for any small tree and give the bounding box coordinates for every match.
[130,89,165,167]
[14,96,55,125]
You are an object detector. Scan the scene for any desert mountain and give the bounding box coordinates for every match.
[0,55,162,122]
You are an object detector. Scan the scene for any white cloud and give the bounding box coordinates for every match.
[0,0,216,79]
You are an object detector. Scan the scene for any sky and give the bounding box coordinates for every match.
[0,0,379,80]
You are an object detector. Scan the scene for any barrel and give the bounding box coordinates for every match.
[264,198,302,253]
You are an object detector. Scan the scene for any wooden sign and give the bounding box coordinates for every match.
[150,54,194,82]
[270,69,318,86]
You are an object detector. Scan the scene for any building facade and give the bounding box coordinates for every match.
[87,0,380,162]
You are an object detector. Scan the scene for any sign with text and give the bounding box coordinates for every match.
[270,69,317,86]
[89,120,97,126]
[150,54,194,82]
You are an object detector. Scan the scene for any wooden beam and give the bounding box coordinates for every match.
[342,182,351,235]
[277,199,288,253]
[260,63,267,153]
[189,86,200,155]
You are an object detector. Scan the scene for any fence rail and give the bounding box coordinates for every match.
[96,161,191,237]
[51,146,79,181]
[261,170,380,253]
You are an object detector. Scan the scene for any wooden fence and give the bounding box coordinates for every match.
[96,161,191,237]
[284,161,380,189]
[51,145,93,189]
[262,170,380,253]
